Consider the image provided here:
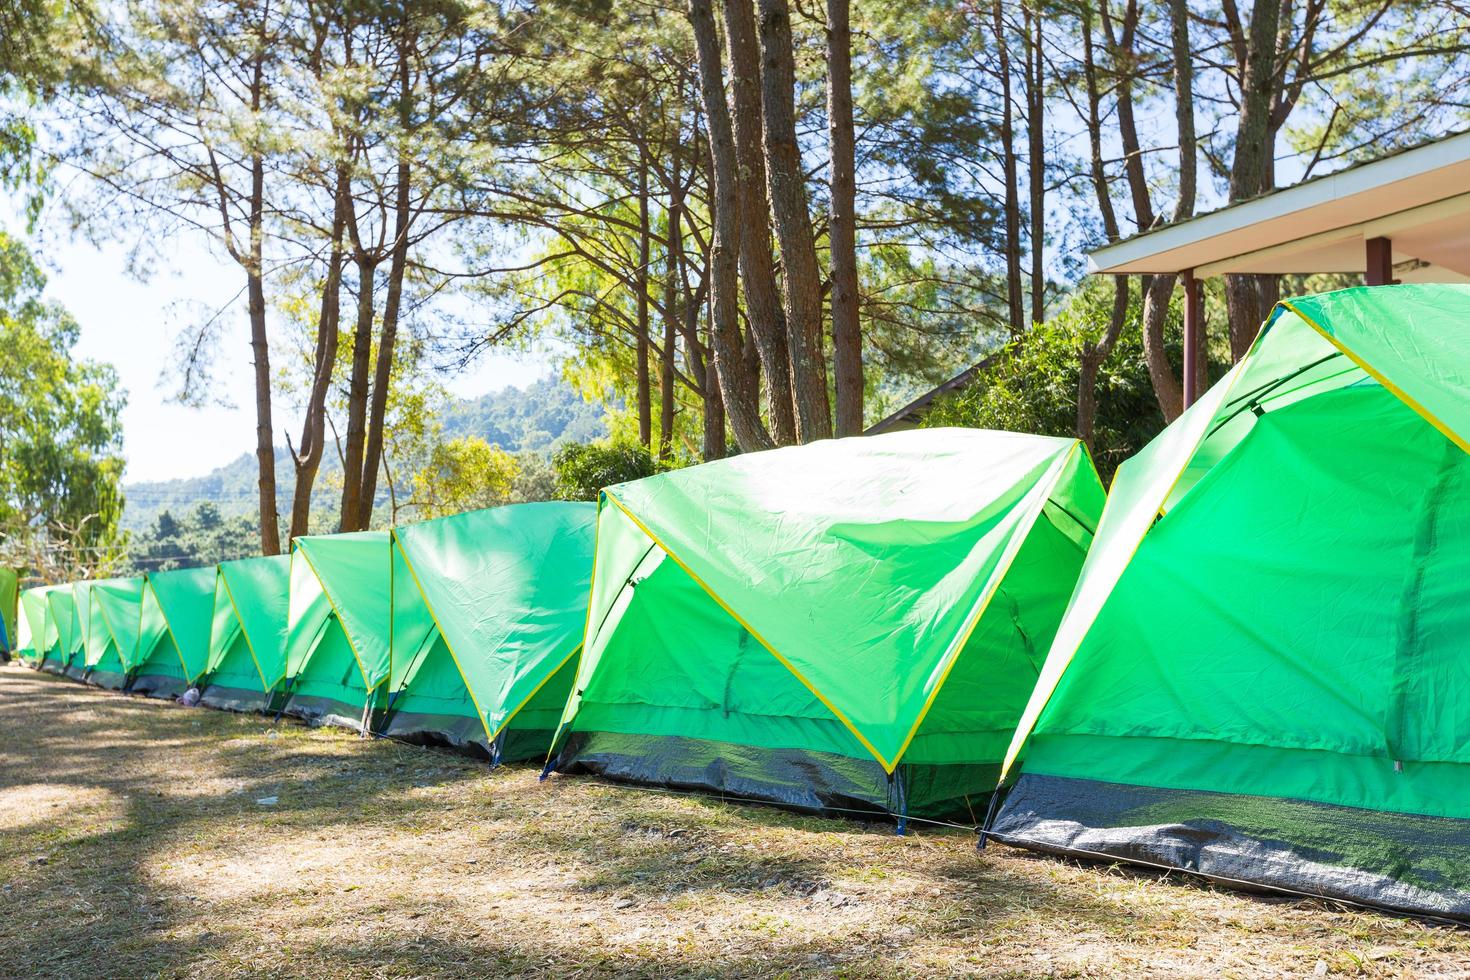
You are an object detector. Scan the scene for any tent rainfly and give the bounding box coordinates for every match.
[57,582,93,679]
[131,566,217,699]
[382,501,596,762]
[17,585,54,666]
[37,585,74,673]
[0,567,16,657]
[548,428,1105,820]
[85,577,146,690]
[201,554,292,712]
[281,531,393,731]
[988,284,1470,921]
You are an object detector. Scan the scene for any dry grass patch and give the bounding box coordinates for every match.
[1,663,1467,978]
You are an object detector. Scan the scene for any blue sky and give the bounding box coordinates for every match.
[32,228,552,483]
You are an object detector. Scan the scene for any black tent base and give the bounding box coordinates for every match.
[379,710,489,758]
[38,658,67,676]
[127,673,190,700]
[199,684,274,714]
[85,669,129,691]
[62,663,88,681]
[989,773,1470,923]
[376,712,553,765]
[281,694,370,733]
[555,730,997,822]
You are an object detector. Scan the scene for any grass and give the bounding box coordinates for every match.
[1,664,1467,978]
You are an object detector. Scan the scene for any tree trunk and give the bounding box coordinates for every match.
[247,230,279,555]
[1074,2,1126,451]
[1077,276,1131,451]
[689,0,775,453]
[1101,0,1155,232]
[703,345,727,460]
[1025,3,1044,325]
[338,256,376,531]
[827,0,862,436]
[288,165,349,542]
[660,146,681,460]
[636,141,653,448]
[355,163,410,530]
[723,0,796,445]
[1169,0,1197,225]
[1171,0,1206,403]
[755,0,832,442]
[1224,0,1284,359]
[992,0,1023,334]
[354,23,416,530]
[246,37,280,556]
[1142,273,1182,421]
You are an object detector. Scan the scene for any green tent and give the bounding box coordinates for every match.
[990,284,1470,920]
[0,567,16,657]
[17,585,53,666]
[58,581,93,679]
[383,501,596,762]
[549,428,1104,820]
[201,554,291,712]
[84,577,145,689]
[130,566,217,698]
[281,531,392,731]
[37,585,73,673]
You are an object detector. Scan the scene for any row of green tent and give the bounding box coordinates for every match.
[9,283,1469,922]
[15,503,597,760]
[13,426,1102,807]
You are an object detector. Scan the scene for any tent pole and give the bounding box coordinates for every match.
[1182,269,1203,409]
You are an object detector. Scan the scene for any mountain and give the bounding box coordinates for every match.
[441,376,609,449]
[121,376,608,532]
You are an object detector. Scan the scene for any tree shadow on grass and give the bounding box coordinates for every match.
[6,664,1402,980]
[0,667,490,978]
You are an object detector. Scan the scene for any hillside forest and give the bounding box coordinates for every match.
[2,0,1469,577]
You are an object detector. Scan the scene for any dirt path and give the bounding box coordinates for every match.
[1,664,1466,978]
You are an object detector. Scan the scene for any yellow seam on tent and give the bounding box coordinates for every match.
[64,591,86,667]
[1282,299,1470,457]
[219,570,273,693]
[384,538,444,700]
[602,492,897,773]
[146,578,201,683]
[42,593,62,662]
[92,590,126,670]
[889,442,1081,770]
[487,641,584,743]
[131,581,147,673]
[392,532,496,747]
[998,358,1257,783]
[297,546,379,693]
[547,495,610,759]
[53,592,80,665]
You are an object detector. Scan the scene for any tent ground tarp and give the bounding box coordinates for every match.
[201,555,291,712]
[381,501,596,762]
[282,531,392,731]
[551,427,1104,820]
[130,566,216,699]
[990,283,1470,921]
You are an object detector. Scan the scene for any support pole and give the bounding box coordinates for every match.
[1365,237,1394,286]
[1182,269,1203,410]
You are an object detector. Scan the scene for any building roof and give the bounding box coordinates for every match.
[1087,131,1470,282]
[864,352,1002,435]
